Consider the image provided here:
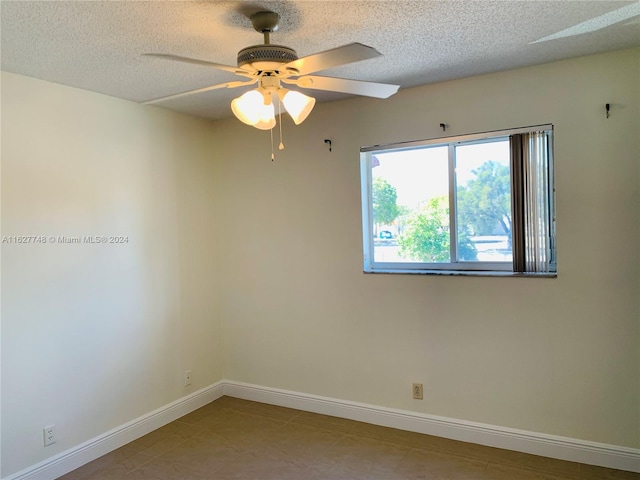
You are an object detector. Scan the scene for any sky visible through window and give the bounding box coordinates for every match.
[372,141,509,208]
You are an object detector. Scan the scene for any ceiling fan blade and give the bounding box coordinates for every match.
[143,54,254,77]
[284,43,382,76]
[291,75,399,99]
[143,79,256,105]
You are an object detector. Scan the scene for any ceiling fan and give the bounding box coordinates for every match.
[143,11,400,130]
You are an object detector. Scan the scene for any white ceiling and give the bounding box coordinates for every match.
[2,1,639,121]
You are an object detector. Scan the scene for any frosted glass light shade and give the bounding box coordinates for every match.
[252,102,276,130]
[231,90,262,125]
[231,90,276,130]
[282,90,316,125]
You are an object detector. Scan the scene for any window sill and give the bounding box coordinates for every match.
[364,269,557,278]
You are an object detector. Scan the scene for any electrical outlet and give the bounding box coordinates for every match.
[412,383,423,400]
[43,425,56,447]
[184,370,192,386]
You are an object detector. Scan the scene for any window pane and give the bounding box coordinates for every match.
[371,146,450,263]
[455,140,512,262]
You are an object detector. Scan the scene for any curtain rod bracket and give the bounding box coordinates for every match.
[324,139,332,152]
[605,103,610,119]
[440,123,447,131]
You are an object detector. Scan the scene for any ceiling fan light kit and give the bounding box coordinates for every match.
[229,69,316,129]
[143,10,400,133]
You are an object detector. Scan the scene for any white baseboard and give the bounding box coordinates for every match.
[5,380,638,479]
[3,382,224,480]
[223,381,640,473]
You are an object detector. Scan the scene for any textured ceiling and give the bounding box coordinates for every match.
[2,1,639,121]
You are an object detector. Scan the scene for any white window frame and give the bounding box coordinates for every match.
[360,125,555,276]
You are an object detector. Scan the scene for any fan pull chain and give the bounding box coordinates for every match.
[278,99,284,151]
[270,126,275,161]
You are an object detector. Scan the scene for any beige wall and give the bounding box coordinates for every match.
[1,72,223,477]
[215,49,640,448]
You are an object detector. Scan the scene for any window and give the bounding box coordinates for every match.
[360,125,556,276]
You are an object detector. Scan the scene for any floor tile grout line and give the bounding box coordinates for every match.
[82,450,156,480]
[151,444,247,479]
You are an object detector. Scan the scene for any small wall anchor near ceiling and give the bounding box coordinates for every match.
[324,139,332,152]
[440,123,447,132]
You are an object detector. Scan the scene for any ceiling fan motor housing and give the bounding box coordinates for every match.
[237,44,298,71]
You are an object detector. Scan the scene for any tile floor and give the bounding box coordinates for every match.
[59,396,639,480]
